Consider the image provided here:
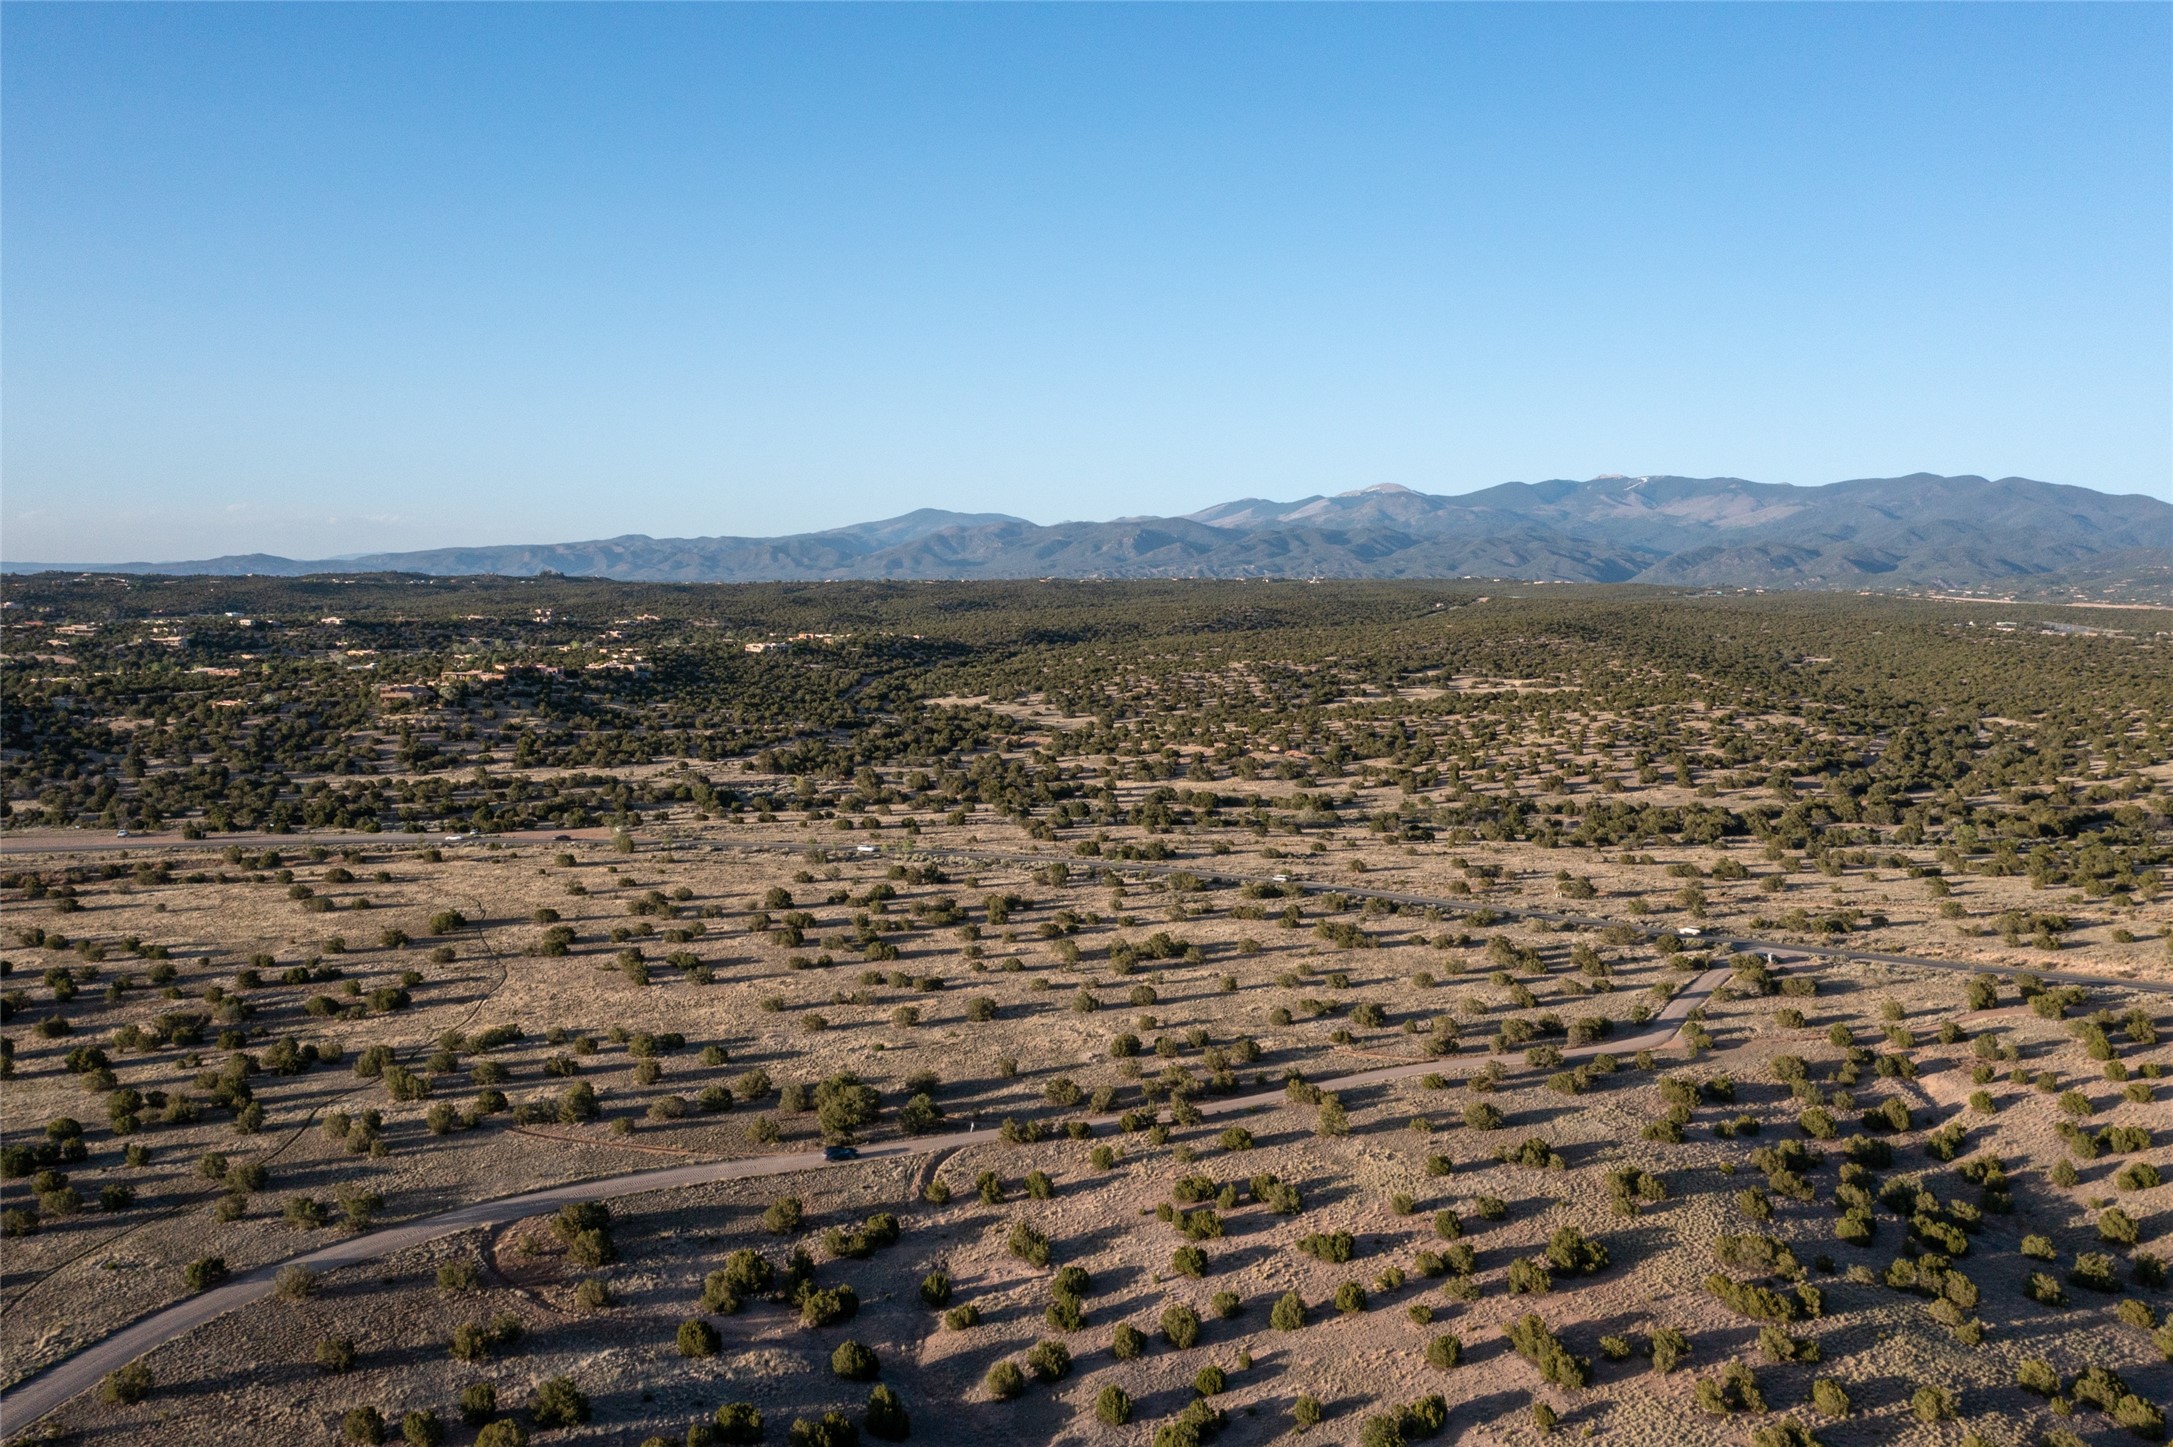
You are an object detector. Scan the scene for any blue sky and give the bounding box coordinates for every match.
[4,3,2168,561]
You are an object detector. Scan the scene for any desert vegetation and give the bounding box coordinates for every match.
[1,576,2167,1444]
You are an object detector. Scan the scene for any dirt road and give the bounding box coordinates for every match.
[0,968,1727,1430]
[5,826,2160,996]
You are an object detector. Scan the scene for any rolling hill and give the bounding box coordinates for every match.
[9,474,2168,590]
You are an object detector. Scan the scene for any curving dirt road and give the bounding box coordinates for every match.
[0,894,515,1325]
[0,967,1728,1431]
[4,824,2159,1429]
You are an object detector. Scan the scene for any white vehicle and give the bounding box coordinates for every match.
[855,844,878,854]
[1271,873,1289,883]
[1676,926,1703,938]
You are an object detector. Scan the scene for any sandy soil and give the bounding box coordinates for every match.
[4,791,2167,1445]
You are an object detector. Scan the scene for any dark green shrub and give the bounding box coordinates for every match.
[1909,1385,1954,1422]
[713,1404,763,1444]
[1506,1313,1589,1388]
[100,1362,153,1404]
[864,1385,909,1442]
[831,1340,879,1381]
[458,1383,497,1428]
[531,1376,589,1428]
[1650,1326,1690,1375]
[1025,1339,1071,1383]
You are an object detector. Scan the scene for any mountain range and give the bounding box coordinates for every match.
[10,474,2170,589]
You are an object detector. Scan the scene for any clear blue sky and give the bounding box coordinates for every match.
[4,3,2168,561]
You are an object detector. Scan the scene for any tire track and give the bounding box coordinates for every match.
[0,968,1730,1429]
[0,900,510,1343]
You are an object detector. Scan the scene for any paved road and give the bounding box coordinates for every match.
[0,967,1726,1430]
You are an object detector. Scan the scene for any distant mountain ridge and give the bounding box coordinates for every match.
[9,474,2169,589]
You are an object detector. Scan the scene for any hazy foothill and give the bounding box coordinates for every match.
[9,473,2171,596]
[1,572,2167,1446]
